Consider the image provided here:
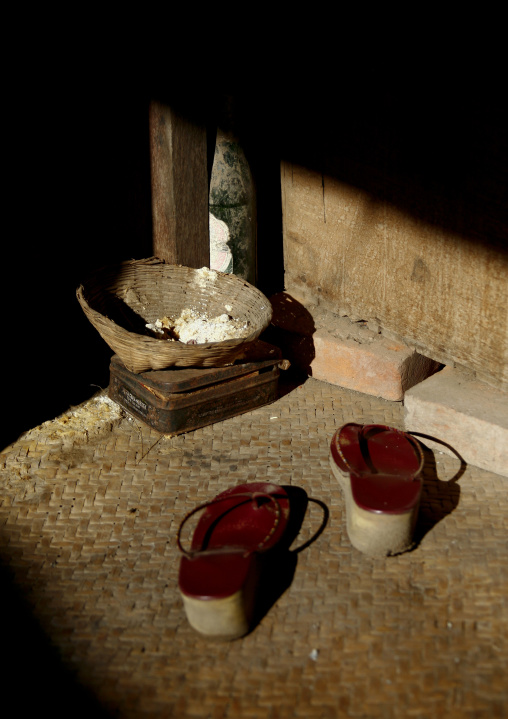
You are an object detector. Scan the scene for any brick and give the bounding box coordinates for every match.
[404,366,508,478]
[268,292,440,401]
[311,329,438,401]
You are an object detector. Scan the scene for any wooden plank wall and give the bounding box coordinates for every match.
[281,162,508,388]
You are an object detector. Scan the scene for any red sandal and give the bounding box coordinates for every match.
[177,482,290,639]
[330,423,424,556]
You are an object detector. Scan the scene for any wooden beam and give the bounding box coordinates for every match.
[149,100,209,268]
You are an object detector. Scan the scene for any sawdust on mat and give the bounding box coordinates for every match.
[0,392,124,503]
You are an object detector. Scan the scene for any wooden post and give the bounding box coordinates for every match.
[149,100,209,268]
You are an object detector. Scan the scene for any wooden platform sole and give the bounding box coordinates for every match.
[330,456,419,556]
[180,589,252,640]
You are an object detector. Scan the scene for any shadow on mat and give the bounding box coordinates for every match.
[248,486,329,634]
[0,561,112,718]
[409,433,467,549]
[277,365,311,398]
[259,298,316,399]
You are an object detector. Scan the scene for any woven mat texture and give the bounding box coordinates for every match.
[1,375,507,719]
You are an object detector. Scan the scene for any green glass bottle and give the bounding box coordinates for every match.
[209,96,256,285]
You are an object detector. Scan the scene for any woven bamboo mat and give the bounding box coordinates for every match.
[1,374,507,718]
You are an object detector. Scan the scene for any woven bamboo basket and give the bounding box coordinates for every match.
[76,258,273,372]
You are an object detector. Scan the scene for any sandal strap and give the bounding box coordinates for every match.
[335,423,424,479]
[177,491,282,559]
